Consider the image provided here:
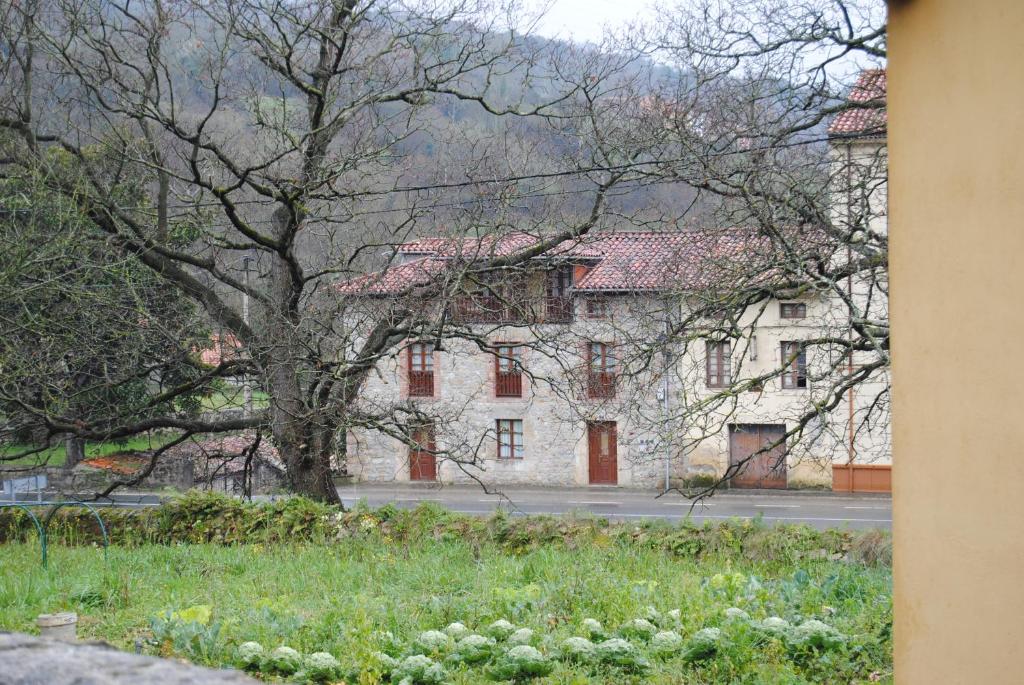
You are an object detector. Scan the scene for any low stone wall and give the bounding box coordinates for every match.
[0,632,257,684]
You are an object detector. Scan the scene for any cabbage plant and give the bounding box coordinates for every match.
[447,634,496,665]
[618,618,657,641]
[595,638,650,672]
[650,631,684,657]
[581,618,607,641]
[414,630,452,654]
[486,619,517,640]
[559,636,597,663]
[486,645,553,682]
[234,641,264,670]
[789,620,845,650]
[682,628,722,662]
[300,652,341,683]
[724,607,751,621]
[444,622,470,640]
[266,646,302,675]
[506,628,534,646]
[393,655,446,685]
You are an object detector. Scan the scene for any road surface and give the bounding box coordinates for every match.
[336,483,891,530]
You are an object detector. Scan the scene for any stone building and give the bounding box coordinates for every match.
[339,71,890,492]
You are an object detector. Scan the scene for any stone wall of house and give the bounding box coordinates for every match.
[348,291,891,489]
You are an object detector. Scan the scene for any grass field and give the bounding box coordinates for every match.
[0,529,892,683]
[0,434,176,468]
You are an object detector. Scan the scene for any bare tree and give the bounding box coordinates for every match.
[609,0,889,495]
[0,0,658,502]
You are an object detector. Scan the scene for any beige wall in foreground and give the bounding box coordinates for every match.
[890,1,1024,682]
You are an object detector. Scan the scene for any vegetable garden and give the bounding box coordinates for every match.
[0,494,892,683]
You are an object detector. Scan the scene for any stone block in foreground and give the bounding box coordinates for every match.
[0,633,258,685]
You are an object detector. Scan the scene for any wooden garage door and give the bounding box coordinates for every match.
[728,424,787,489]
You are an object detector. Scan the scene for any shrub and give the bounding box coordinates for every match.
[849,529,893,566]
[266,646,302,675]
[594,639,650,672]
[487,645,553,682]
[682,628,722,662]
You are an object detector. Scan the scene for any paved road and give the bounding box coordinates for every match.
[336,483,891,530]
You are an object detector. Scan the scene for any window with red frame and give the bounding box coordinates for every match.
[494,345,523,397]
[496,419,524,459]
[407,342,434,396]
[706,340,731,388]
[781,341,808,389]
[585,297,609,318]
[587,342,617,398]
[780,302,807,319]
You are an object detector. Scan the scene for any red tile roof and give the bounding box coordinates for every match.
[828,69,886,138]
[199,334,242,366]
[339,229,788,295]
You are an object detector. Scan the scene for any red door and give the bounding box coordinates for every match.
[409,425,436,481]
[588,421,618,484]
[728,424,787,489]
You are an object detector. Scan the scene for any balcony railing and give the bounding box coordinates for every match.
[408,371,434,397]
[544,296,573,323]
[496,371,523,398]
[587,371,616,399]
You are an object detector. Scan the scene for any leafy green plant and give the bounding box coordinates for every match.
[148,607,223,664]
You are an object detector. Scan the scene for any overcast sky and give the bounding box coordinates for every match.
[522,0,662,44]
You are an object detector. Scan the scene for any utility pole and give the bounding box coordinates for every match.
[657,318,674,493]
[242,256,253,418]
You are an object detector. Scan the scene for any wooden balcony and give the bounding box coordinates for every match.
[408,371,434,397]
[587,371,616,399]
[496,371,523,397]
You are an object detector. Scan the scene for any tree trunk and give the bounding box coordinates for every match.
[64,436,85,469]
[274,425,342,505]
